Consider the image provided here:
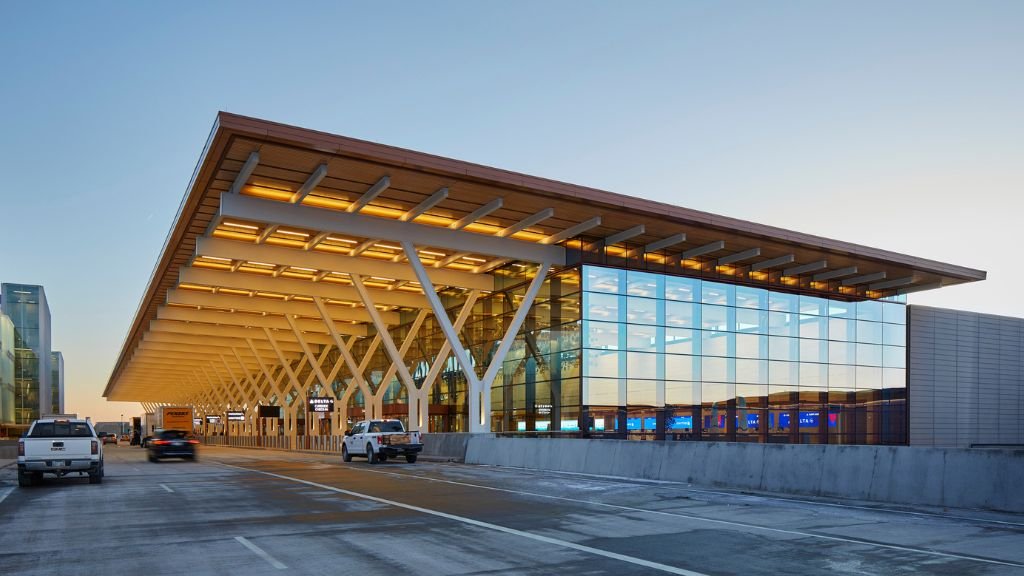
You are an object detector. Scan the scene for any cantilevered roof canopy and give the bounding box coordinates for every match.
[104,112,985,404]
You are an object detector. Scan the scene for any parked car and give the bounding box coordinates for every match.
[147,430,198,462]
[120,434,130,442]
[100,432,118,445]
[342,419,422,464]
[18,417,104,486]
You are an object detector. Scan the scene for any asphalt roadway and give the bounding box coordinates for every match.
[1,445,1023,576]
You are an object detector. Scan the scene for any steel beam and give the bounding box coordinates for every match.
[751,254,796,272]
[784,260,828,277]
[291,163,328,204]
[604,224,645,246]
[682,240,725,260]
[230,151,260,195]
[842,271,887,286]
[196,237,493,291]
[814,266,858,282]
[220,193,563,264]
[717,247,761,266]
[179,266,429,309]
[645,233,687,253]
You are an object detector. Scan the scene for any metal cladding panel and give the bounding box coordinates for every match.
[909,305,1024,447]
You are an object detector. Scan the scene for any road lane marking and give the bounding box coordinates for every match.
[0,486,13,504]
[235,536,287,570]
[159,483,174,493]
[219,463,708,576]
[349,466,1024,569]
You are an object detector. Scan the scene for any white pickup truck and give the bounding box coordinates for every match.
[18,417,104,486]
[342,419,423,464]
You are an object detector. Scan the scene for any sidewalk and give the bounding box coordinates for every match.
[0,459,15,469]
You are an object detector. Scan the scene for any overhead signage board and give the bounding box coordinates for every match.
[192,418,202,426]
[226,411,245,422]
[258,405,281,419]
[307,397,335,413]
[205,415,222,424]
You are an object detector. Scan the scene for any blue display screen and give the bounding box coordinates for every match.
[626,417,658,430]
[669,416,693,430]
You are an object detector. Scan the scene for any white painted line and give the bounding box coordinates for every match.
[220,463,707,576]
[0,486,14,504]
[235,536,287,570]
[352,466,1024,569]
[159,483,174,493]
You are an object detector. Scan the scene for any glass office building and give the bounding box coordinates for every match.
[0,283,55,429]
[0,314,15,427]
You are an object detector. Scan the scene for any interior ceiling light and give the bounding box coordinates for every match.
[326,236,357,244]
[276,229,309,238]
[202,256,232,263]
[374,243,402,250]
[419,250,446,257]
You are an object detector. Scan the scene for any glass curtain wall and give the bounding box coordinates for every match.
[580,265,907,445]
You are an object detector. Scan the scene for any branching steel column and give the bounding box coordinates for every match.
[313,297,373,404]
[401,241,485,430]
[351,275,419,420]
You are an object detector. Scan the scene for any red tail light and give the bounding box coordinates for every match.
[187,440,199,445]
[18,441,24,457]
[91,440,98,455]
[153,440,168,446]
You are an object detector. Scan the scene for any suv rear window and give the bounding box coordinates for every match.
[158,430,189,440]
[369,421,404,433]
[29,422,93,438]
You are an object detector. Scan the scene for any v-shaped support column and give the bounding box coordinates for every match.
[351,275,421,424]
[402,240,551,432]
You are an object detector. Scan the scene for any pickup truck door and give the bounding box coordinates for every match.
[348,423,366,454]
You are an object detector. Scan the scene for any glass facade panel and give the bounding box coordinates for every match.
[485,265,908,445]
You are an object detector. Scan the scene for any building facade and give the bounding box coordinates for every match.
[0,314,15,427]
[104,113,997,448]
[0,283,59,430]
[909,306,1024,447]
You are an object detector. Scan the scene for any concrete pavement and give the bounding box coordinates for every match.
[1,444,1022,575]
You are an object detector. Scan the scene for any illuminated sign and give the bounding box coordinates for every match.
[226,411,245,422]
[192,418,202,426]
[307,397,335,413]
[205,415,222,424]
[258,405,281,418]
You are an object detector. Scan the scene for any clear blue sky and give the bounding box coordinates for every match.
[1,1,1021,421]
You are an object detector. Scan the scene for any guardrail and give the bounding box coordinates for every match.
[201,435,352,452]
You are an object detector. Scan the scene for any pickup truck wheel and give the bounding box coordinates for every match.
[148,454,158,463]
[89,471,102,484]
[366,443,377,464]
[405,455,418,464]
[17,470,34,487]
[342,444,351,462]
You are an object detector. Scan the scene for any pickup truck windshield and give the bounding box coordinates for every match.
[29,422,93,438]
[369,421,404,433]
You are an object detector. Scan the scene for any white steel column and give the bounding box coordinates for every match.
[403,240,552,432]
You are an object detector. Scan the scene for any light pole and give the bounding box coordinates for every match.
[120,413,124,440]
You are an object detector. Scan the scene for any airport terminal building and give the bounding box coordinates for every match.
[105,113,1023,448]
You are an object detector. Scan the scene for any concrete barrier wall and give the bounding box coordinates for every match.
[465,438,1024,513]
[420,433,490,461]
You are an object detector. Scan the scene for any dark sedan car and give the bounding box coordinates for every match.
[146,430,199,462]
